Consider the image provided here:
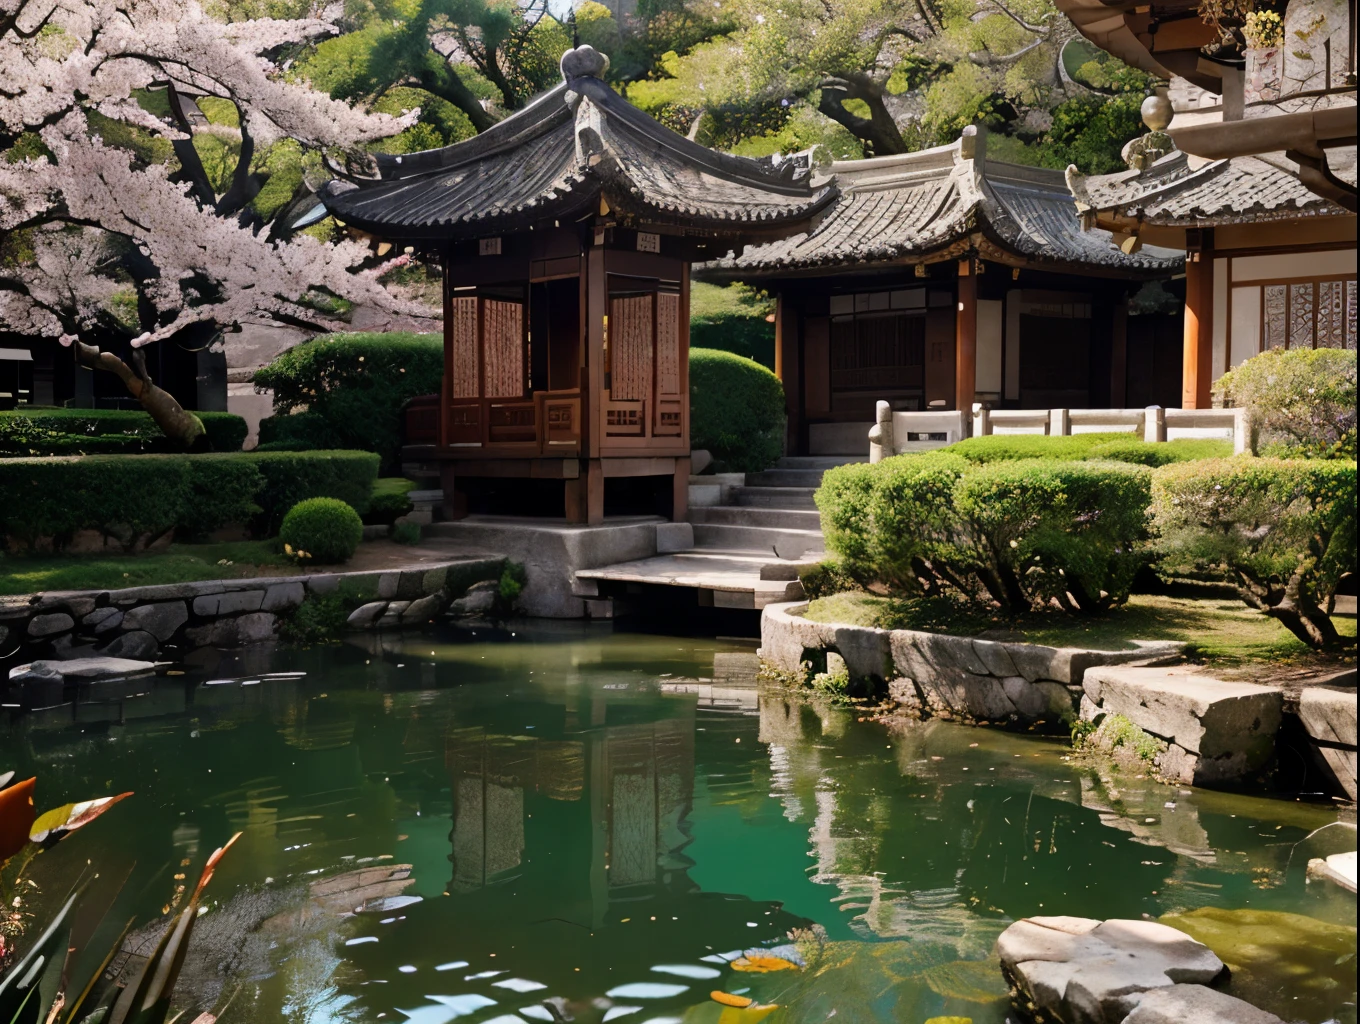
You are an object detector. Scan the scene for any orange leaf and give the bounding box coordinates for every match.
[731,955,800,973]
[711,992,754,1008]
[0,777,36,862]
[194,830,243,899]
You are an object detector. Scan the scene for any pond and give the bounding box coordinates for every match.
[4,623,1356,1024]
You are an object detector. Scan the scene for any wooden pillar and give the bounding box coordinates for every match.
[586,458,604,525]
[773,292,801,455]
[672,455,690,522]
[1182,229,1214,409]
[440,252,454,448]
[438,462,467,520]
[955,259,978,421]
[1111,295,1129,407]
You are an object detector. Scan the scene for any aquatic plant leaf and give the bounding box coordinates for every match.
[29,793,133,847]
[710,992,753,1008]
[923,1018,973,1024]
[730,956,800,973]
[918,960,1008,1004]
[0,777,36,863]
[717,1005,780,1023]
[106,832,241,1024]
[0,889,79,1024]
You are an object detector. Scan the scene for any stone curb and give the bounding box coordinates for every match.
[759,600,1185,726]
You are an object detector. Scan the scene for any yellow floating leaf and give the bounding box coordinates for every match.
[711,991,754,1008]
[731,955,800,973]
[923,1018,972,1024]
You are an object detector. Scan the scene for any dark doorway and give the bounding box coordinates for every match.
[1125,314,1183,409]
[1019,314,1091,408]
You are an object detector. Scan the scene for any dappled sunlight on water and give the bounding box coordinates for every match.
[3,621,1354,1023]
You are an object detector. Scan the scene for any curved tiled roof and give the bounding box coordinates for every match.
[1068,149,1349,225]
[722,135,1182,277]
[318,51,835,243]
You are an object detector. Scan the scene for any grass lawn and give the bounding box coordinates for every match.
[0,540,294,595]
[803,591,1357,669]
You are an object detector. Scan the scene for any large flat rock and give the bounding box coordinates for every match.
[1123,984,1282,1024]
[1298,685,1357,747]
[9,657,158,682]
[998,915,1224,1024]
[1082,666,1282,784]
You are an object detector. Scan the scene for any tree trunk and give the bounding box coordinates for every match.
[75,341,205,448]
[817,74,907,156]
[418,54,496,133]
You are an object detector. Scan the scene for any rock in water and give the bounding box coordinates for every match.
[1124,984,1283,1023]
[997,916,1223,1024]
[9,657,157,682]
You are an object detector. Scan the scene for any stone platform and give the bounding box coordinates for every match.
[576,550,805,610]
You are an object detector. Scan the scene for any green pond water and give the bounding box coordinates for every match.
[3,623,1356,1024]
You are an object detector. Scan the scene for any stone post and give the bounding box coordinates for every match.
[1144,405,1166,443]
[972,402,991,437]
[1050,408,1071,436]
[868,400,894,463]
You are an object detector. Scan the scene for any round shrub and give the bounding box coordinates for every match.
[279,497,363,565]
[365,490,414,526]
[1214,347,1357,459]
[689,348,785,473]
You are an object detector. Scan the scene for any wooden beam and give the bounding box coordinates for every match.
[774,292,801,456]
[586,244,606,460]
[587,458,604,525]
[955,259,978,421]
[1182,230,1214,409]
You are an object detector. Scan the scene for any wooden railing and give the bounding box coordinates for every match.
[407,389,583,455]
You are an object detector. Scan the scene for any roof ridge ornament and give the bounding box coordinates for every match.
[1122,87,1177,172]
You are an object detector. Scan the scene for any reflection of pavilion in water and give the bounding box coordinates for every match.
[443,696,695,913]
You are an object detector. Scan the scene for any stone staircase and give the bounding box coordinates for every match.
[687,456,864,560]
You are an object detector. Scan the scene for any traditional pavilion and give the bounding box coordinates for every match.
[316,45,834,523]
[709,126,1183,455]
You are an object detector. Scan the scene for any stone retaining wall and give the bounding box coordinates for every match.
[759,601,1183,726]
[0,556,503,660]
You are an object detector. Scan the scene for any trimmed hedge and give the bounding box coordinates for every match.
[280,497,364,564]
[689,347,785,473]
[1151,457,1356,648]
[944,433,1231,467]
[254,332,443,471]
[0,408,247,455]
[0,450,378,550]
[817,452,1152,613]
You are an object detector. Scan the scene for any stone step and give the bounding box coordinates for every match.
[689,506,823,530]
[745,468,830,488]
[774,455,869,470]
[693,523,825,559]
[730,486,818,510]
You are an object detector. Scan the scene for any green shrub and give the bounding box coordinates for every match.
[688,282,775,368]
[246,449,379,533]
[496,561,528,613]
[1084,437,1233,466]
[391,519,421,545]
[816,453,1151,614]
[280,497,364,564]
[253,332,443,470]
[689,348,785,473]
[798,560,860,600]
[364,478,416,525]
[1151,457,1356,648]
[1214,347,1357,459]
[0,409,246,454]
[0,450,376,550]
[947,432,1135,463]
[279,593,351,643]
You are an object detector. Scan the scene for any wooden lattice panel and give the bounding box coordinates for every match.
[605,400,645,436]
[483,300,524,398]
[656,292,680,396]
[610,294,653,403]
[451,296,479,398]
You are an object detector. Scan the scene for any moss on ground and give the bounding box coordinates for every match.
[802,591,1356,669]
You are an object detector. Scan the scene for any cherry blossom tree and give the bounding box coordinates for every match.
[0,0,435,444]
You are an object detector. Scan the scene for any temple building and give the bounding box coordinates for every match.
[316,45,833,522]
[1058,0,1356,407]
[709,126,1184,456]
